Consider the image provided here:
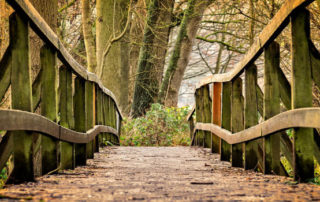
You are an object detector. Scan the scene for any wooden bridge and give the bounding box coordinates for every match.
[0,0,320,200]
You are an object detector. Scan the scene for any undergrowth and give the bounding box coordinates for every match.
[120,104,191,146]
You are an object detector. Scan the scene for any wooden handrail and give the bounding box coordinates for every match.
[6,0,123,119]
[195,0,314,89]
[0,110,118,144]
[193,108,320,144]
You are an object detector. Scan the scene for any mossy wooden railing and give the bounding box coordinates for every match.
[188,0,320,182]
[0,0,123,183]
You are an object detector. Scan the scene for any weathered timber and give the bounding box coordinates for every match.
[194,108,320,145]
[95,88,103,150]
[32,69,42,111]
[203,85,212,149]
[195,89,201,146]
[310,40,320,88]
[244,64,259,170]
[231,77,244,167]
[102,95,109,145]
[85,81,94,159]
[280,132,293,167]
[277,67,291,110]
[291,8,314,181]
[9,12,34,182]
[0,45,11,100]
[0,110,117,143]
[195,0,314,89]
[264,41,281,175]
[221,82,231,161]
[256,85,264,116]
[40,44,59,175]
[0,134,13,174]
[6,0,123,119]
[74,77,87,166]
[59,66,75,169]
[212,83,221,153]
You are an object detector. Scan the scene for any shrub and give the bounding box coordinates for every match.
[120,103,191,146]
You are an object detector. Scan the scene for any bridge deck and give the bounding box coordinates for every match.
[0,147,319,201]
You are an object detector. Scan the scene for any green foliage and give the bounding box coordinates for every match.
[121,104,191,146]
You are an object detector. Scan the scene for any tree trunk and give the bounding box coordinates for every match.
[150,0,174,97]
[81,0,97,73]
[128,0,147,109]
[130,0,161,117]
[96,0,130,113]
[158,0,212,107]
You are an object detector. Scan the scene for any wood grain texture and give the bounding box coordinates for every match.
[0,45,11,100]
[0,109,118,144]
[220,82,231,161]
[195,0,313,89]
[212,83,221,153]
[193,108,320,145]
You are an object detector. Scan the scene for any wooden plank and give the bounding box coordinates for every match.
[32,69,42,111]
[212,83,221,153]
[256,85,264,116]
[85,81,94,159]
[193,108,320,145]
[280,132,293,167]
[263,41,281,175]
[203,85,212,149]
[291,8,314,182]
[0,134,13,174]
[74,77,87,166]
[310,40,320,88]
[195,0,314,89]
[244,64,259,170]
[195,89,201,146]
[277,67,291,110]
[0,45,11,100]
[40,44,59,175]
[9,12,34,182]
[59,66,75,170]
[231,77,244,167]
[221,82,231,161]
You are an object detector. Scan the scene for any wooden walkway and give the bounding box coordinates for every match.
[1,147,320,201]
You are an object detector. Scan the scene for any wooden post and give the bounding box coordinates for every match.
[95,87,103,152]
[106,96,112,143]
[244,64,259,170]
[203,85,212,148]
[263,41,281,175]
[291,8,314,181]
[59,66,75,170]
[85,81,94,159]
[74,77,87,166]
[10,13,34,182]
[103,94,109,144]
[40,44,59,175]
[221,82,232,161]
[111,100,117,144]
[212,83,222,153]
[231,77,244,167]
[195,88,204,146]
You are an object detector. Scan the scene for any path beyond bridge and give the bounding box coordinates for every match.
[0,147,319,201]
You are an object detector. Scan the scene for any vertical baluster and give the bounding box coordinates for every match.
[95,87,102,152]
[10,12,34,182]
[85,81,94,159]
[203,85,212,148]
[231,77,244,167]
[291,8,314,181]
[106,96,112,143]
[59,66,75,170]
[40,44,59,174]
[102,94,109,144]
[74,77,87,166]
[263,42,281,174]
[244,64,258,170]
[212,83,222,153]
[221,82,232,161]
[195,88,204,146]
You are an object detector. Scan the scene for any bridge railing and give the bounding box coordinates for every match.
[0,0,123,182]
[189,0,320,182]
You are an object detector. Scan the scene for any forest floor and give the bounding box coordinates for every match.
[0,147,320,201]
